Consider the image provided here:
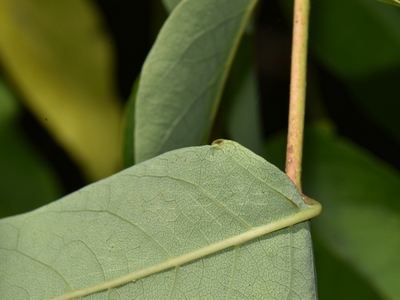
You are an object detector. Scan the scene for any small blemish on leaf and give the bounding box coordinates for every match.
[211,139,225,148]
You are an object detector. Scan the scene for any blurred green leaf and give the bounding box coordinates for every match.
[1,140,319,299]
[0,77,62,218]
[280,0,400,151]
[162,0,181,12]
[347,68,400,146]
[312,235,382,299]
[309,0,400,79]
[305,0,400,147]
[135,0,258,163]
[223,32,263,155]
[379,0,400,8]
[0,0,123,180]
[280,0,400,78]
[0,78,18,131]
[265,123,400,299]
[122,77,139,169]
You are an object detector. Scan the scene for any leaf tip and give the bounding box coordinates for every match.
[301,194,322,216]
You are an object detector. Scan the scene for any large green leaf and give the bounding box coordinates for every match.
[1,140,320,299]
[265,124,400,299]
[160,1,263,155]
[135,0,258,163]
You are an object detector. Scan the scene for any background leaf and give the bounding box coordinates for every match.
[0,0,123,180]
[0,76,62,218]
[378,0,400,8]
[265,123,400,299]
[162,0,181,12]
[122,76,140,169]
[279,0,400,148]
[134,0,258,163]
[306,0,400,79]
[1,140,318,299]
[222,30,263,155]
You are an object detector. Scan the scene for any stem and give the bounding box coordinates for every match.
[286,0,310,193]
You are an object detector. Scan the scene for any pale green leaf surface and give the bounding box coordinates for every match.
[265,124,400,299]
[135,0,258,163]
[159,0,263,154]
[1,140,319,299]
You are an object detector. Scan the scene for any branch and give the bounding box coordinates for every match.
[286,0,310,195]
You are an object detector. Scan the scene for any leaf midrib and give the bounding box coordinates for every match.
[50,202,321,300]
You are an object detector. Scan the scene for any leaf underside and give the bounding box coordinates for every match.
[134,0,258,163]
[0,140,319,299]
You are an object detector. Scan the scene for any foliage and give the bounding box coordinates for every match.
[0,0,400,299]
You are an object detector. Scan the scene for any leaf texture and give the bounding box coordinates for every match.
[134,0,258,163]
[0,140,320,299]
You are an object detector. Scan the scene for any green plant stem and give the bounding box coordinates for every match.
[286,0,310,195]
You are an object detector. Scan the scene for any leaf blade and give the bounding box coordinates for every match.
[135,0,258,163]
[1,140,320,299]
